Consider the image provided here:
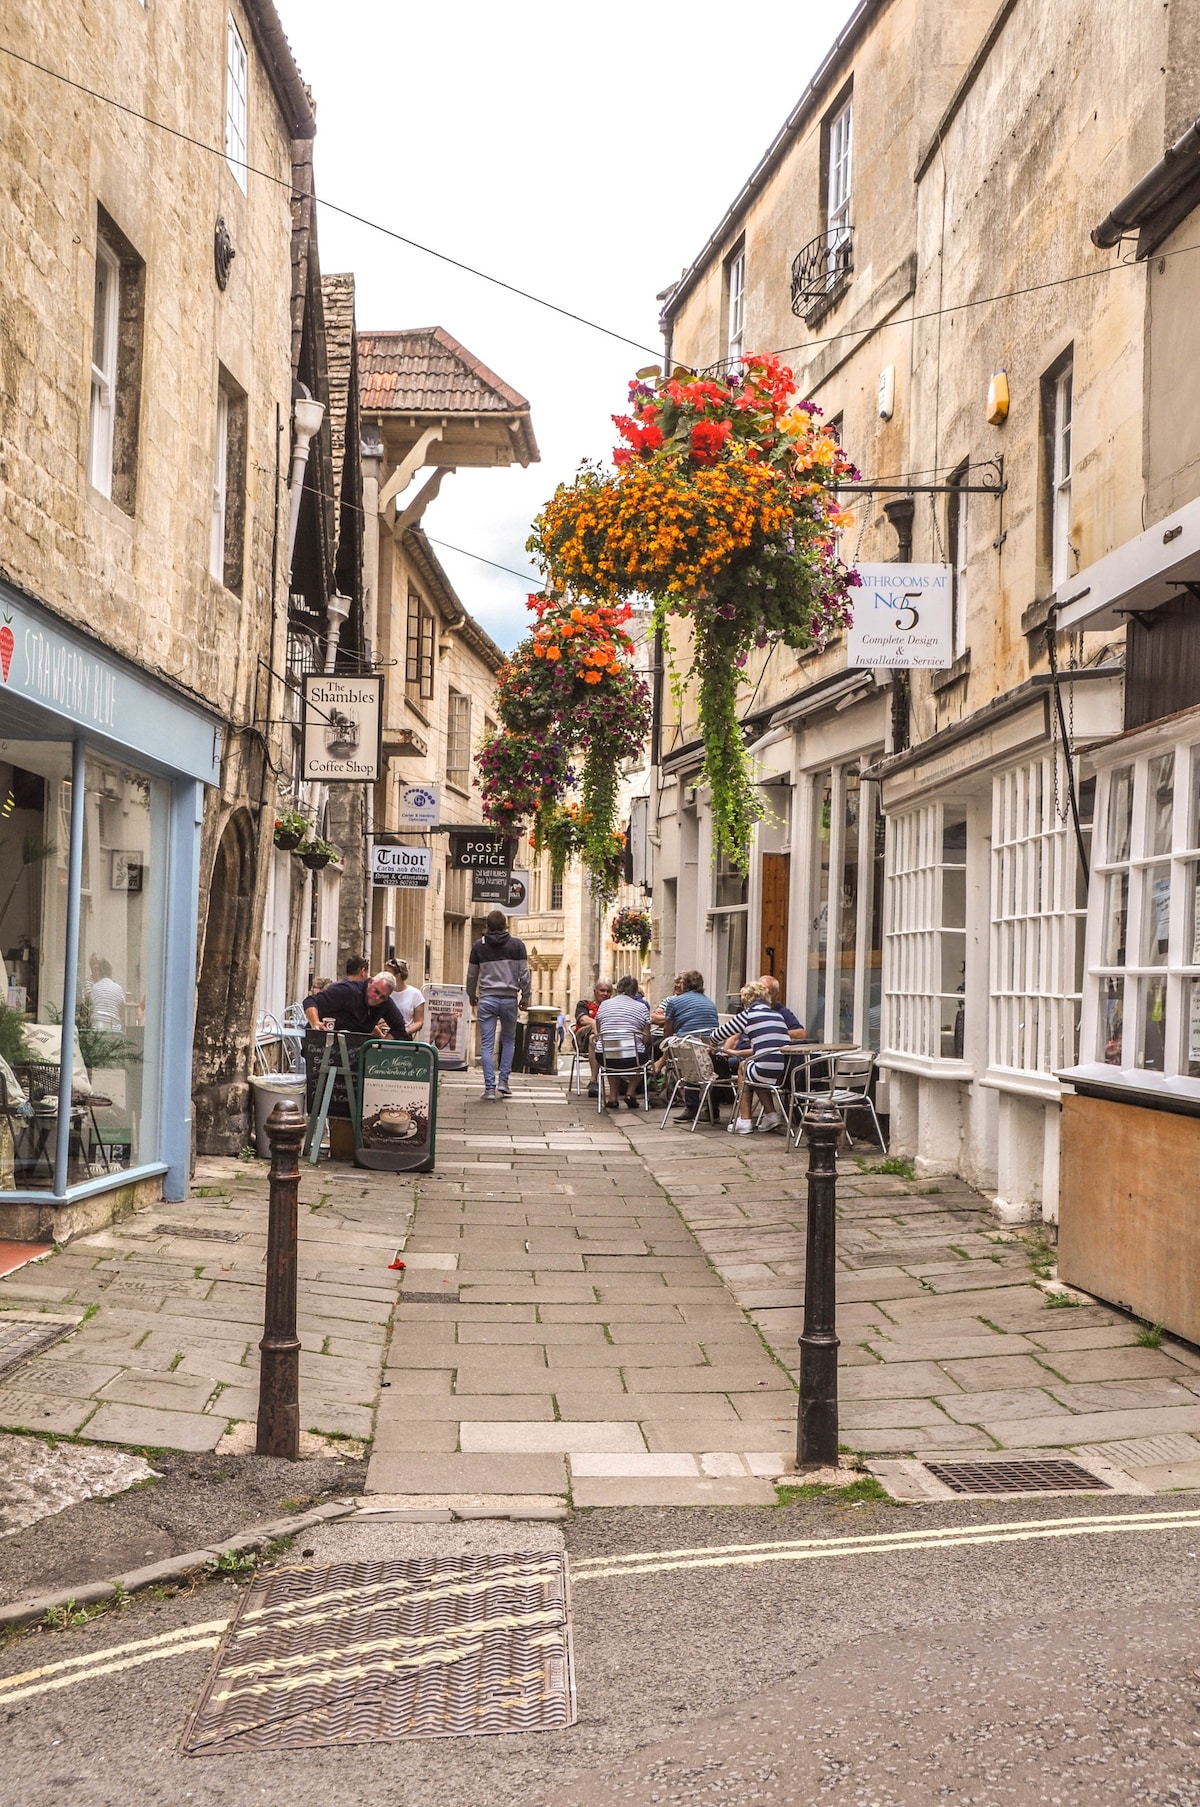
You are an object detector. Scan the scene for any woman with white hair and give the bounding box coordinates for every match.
[720,979,791,1134]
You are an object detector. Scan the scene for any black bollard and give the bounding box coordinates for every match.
[257,1098,305,1459]
[797,1100,844,1469]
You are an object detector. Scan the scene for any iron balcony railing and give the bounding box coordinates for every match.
[790,225,854,318]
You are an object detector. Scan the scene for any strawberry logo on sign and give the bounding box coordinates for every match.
[0,611,12,684]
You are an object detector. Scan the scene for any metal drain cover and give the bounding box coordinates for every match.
[0,1315,76,1384]
[153,1224,244,1243]
[924,1459,1112,1495]
[183,1551,575,1753]
[397,1290,461,1306]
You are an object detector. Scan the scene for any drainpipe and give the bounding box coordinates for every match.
[287,391,326,576]
[360,428,383,968]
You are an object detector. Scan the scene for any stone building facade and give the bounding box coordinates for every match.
[651,0,1198,1229]
[0,0,320,1213]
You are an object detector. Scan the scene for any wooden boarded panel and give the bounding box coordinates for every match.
[760,853,790,1004]
[1059,1092,1200,1344]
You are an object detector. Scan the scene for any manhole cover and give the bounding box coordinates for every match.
[924,1459,1111,1495]
[397,1291,461,1305]
[183,1552,575,1753]
[153,1224,244,1243]
[0,1316,76,1384]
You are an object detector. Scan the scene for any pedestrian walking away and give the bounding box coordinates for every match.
[466,908,531,1098]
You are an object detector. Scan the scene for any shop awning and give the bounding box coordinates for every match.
[1055,493,1200,634]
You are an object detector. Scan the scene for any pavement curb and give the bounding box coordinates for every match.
[0,1499,357,1631]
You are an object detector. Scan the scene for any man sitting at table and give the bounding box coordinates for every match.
[759,974,806,1041]
[303,972,409,1039]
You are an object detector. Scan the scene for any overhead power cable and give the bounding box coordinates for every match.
[8,37,1197,379]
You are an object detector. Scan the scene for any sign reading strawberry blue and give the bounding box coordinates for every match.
[355,1038,438,1172]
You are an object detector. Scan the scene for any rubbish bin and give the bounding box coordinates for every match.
[524,1006,560,1076]
[249,1072,308,1157]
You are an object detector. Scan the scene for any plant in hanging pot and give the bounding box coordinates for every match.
[529,354,860,870]
[273,808,310,851]
[611,905,652,959]
[299,838,338,870]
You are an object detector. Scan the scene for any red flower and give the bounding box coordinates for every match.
[689,419,733,466]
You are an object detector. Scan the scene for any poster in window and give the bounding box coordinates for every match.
[110,850,143,892]
[1190,980,1200,1065]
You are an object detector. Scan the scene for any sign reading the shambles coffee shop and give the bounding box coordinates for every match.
[371,844,432,889]
[302,673,383,782]
[846,565,953,669]
[355,1037,438,1173]
[449,832,517,870]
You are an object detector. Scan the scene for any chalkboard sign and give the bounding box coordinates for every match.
[354,1039,438,1173]
[524,1020,556,1075]
[304,1030,371,1120]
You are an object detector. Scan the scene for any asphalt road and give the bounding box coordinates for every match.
[3,1493,1199,1806]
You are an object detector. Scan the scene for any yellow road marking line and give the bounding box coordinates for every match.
[0,1636,223,1704]
[569,1506,1200,1573]
[0,1619,230,1694]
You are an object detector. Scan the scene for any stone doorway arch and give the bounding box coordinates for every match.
[193,807,260,1153]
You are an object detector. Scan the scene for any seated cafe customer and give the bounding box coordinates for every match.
[596,974,651,1110]
[303,971,409,1039]
[721,979,791,1135]
[651,970,720,1123]
[759,974,806,1040]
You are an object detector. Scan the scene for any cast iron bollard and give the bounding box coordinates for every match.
[797,1100,844,1469]
[257,1098,305,1459]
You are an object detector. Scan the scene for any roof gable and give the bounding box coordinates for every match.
[358,326,530,415]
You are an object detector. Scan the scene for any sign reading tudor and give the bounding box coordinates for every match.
[371,844,432,889]
[449,832,516,871]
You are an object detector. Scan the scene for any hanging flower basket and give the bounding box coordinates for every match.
[299,839,337,870]
[475,593,650,892]
[529,354,860,869]
[273,809,309,851]
[611,906,652,958]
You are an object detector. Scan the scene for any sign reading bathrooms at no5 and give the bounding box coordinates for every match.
[301,673,383,782]
[846,565,953,670]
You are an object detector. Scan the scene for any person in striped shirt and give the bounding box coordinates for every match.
[720,979,792,1134]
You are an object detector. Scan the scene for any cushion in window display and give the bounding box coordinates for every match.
[21,1024,94,1099]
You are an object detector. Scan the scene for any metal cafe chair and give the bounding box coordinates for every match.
[827,1050,887,1150]
[22,1060,113,1176]
[661,1036,723,1131]
[786,1047,840,1147]
[565,1024,587,1096]
[595,1030,651,1113]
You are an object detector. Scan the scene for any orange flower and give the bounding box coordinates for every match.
[544,645,561,661]
[583,670,602,684]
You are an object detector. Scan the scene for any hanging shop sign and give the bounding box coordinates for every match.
[471,868,530,912]
[354,1037,438,1173]
[846,564,953,669]
[425,984,470,1069]
[301,673,384,782]
[449,832,516,871]
[396,782,440,829]
[371,844,432,889]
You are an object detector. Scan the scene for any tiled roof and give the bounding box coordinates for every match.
[358,326,530,417]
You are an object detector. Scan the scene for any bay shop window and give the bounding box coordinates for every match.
[884,801,966,1060]
[1076,730,1200,1091]
[806,765,884,1049]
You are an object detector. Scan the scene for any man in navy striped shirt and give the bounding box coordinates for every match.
[720,980,792,1135]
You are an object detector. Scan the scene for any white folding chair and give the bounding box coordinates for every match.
[595,1030,650,1112]
[662,1037,724,1130]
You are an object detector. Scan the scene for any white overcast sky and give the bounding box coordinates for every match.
[279,0,858,650]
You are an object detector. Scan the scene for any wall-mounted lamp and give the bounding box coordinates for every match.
[986,369,1010,426]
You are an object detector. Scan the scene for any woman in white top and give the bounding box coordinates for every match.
[388,959,425,1036]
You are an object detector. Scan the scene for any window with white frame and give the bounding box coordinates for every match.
[884,802,966,1059]
[948,466,969,662]
[827,96,853,246]
[726,248,745,370]
[89,239,120,497]
[209,387,229,580]
[1083,734,1200,1085]
[1050,360,1073,590]
[446,689,471,789]
[990,755,1092,1076]
[711,848,748,1012]
[225,15,249,190]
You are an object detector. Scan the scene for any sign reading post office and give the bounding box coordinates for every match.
[846,565,953,669]
[302,674,383,782]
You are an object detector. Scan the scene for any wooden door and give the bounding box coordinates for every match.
[759,852,790,1002]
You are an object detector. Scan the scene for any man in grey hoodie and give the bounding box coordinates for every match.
[466,910,532,1100]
